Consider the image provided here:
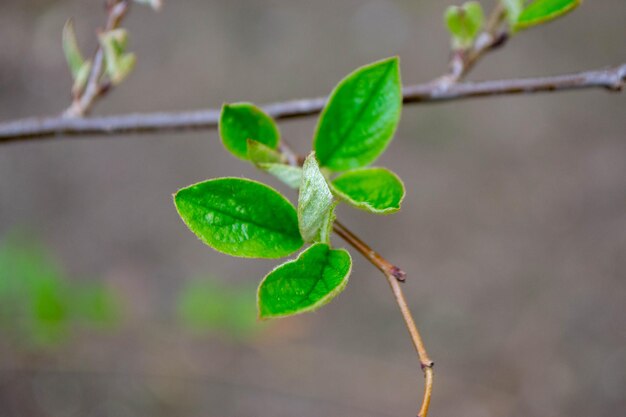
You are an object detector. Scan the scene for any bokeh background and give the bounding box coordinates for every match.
[1,1,625,416]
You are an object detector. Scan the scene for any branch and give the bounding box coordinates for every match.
[276,138,434,417]
[333,221,434,417]
[1,64,624,143]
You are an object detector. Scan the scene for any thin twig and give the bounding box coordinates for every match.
[63,0,131,117]
[332,221,434,417]
[332,220,406,282]
[1,64,624,143]
[276,139,433,417]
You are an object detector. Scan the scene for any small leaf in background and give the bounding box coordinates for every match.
[258,163,302,189]
[134,0,163,11]
[247,139,284,164]
[62,19,86,79]
[71,284,118,327]
[500,0,525,24]
[313,57,402,171]
[444,2,485,49]
[220,103,280,160]
[257,243,352,319]
[72,61,92,97]
[0,235,119,349]
[514,0,581,31]
[331,167,405,214]
[62,19,92,95]
[99,29,136,85]
[298,153,335,243]
[174,178,303,258]
[178,278,261,339]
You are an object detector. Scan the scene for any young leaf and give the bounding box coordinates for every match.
[257,243,352,319]
[331,167,405,214]
[515,0,581,31]
[247,139,284,164]
[313,57,402,171]
[62,19,86,79]
[500,0,524,24]
[98,29,136,85]
[444,2,485,49]
[174,178,303,258]
[298,153,335,243]
[72,61,92,97]
[258,163,302,189]
[220,103,280,160]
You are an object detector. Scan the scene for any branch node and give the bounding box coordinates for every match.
[488,31,509,51]
[390,266,407,282]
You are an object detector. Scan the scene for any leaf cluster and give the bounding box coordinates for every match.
[175,57,406,319]
[444,0,582,49]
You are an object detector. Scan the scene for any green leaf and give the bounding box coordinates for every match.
[0,234,120,348]
[258,163,302,189]
[515,0,581,31]
[220,103,280,160]
[500,0,524,24]
[72,61,92,96]
[331,167,405,214]
[98,29,136,85]
[257,243,352,319]
[247,139,284,164]
[174,178,303,258]
[313,57,402,171]
[444,2,485,49]
[298,153,335,243]
[72,284,118,327]
[177,279,260,339]
[62,19,85,79]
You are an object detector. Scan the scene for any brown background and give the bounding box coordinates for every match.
[1,1,625,416]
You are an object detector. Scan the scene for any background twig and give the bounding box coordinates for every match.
[1,64,624,143]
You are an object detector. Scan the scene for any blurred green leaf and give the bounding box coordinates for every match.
[331,167,405,214]
[174,178,303,258]
[220,103,281,161]
[72,284,118,327]
[257,243,351,319]
[62,19,86,79]
[444,2,485,49]
[313,57,402,171]
[500,0,525,24]
[298,153,335,244]
[0,235,119,348]
[515,0,581,31]
[178,279,259,339]
[72,61,92,96]
[99,29,136,85]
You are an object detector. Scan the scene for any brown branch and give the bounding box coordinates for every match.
[1,64,624,143]
[276,138,434,417]
[332,221,434,417]
[63,0,131,117]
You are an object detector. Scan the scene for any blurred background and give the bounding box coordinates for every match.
[1,1,625,416]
